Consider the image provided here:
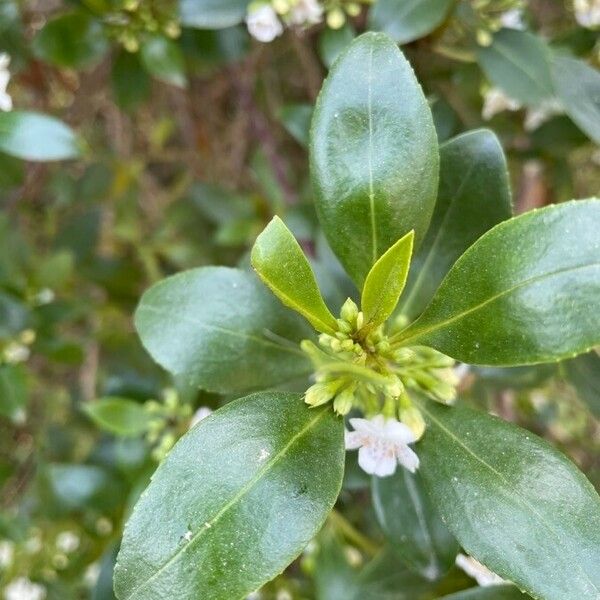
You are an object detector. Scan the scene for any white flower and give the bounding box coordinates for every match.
[55,531,79,554]
[482,87,522,121]
[3,343,30,364]
[189,406,213,429]
[455,554,506,587]
[288,0,324,26]
[246,5,284,43]
[524,98,564,131]
[0,53,12,112]
[345,415,419,477]
[500,9,526,30]
[84,563,100,588]
[4,577,46,600]
[0,541,14,568]
[574,0,600,28]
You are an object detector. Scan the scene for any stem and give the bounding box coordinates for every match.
[328,510,379,556]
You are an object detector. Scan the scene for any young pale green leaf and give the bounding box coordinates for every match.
[476,29,554,105]
[551,54,600,145]
[310,32,439,287]
[361,230,414,328]
[0,111,80,161]
[372,468,458,579]
[396,200,600,366]
[251,216,338,334]
[135,266,312,394]
[179,0,250,28]
[562,350,600,418]
[401,130,512,320]
[369,0,454,45]
[82,398,151,437]
[415,399,600,600]
[440,586,529,600]
[114,392,345,600]
[140,35,187,88]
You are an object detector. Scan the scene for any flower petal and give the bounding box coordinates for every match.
[396,444,420,473]
[358,444,397,477]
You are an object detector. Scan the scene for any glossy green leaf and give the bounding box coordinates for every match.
[0,111,80,161]
[251,217,338,334]
[551,54,600,145]
[310,32,439,286]
[372,468,458,579]
[401,130,512,320]
[562,350,600,418]
[32,12,108,69]
[83,398,151,437]
[440,586,529,600]
[135,266,312,394]
[396,200,600,366]
[140,35,187,88]
[179,0,250,29]
[368,0,454,45]
[477,29,554,105]
[318,22,356,69]
[362,230,414,328]
[114,392,345,600]
[415,399,600,600]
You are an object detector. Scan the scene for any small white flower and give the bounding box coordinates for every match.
[3,343,30,364]
[345,415,419,477]
[84,563,100,587]
[288,0,324,26]
[246,5,284,43]
[455,554,506,587]
[189,406,213,429]
[574,0,600,28]
[524,98,564,131]
[4,577,46,600]
[482,87,522,121]
[0,541,14,568]
[0,53,13,112]
[55,531,79,554]
[500,9,526,30]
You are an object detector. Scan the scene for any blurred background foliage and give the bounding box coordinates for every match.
[0,0,598,598]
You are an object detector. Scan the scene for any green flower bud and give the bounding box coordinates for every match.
[345,3,361,17]
[400,404,426,440]
[305,381,342,407]
[340,297,359,324]
[333,384,356,415]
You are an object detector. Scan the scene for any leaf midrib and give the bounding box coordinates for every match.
[123,408,330,599]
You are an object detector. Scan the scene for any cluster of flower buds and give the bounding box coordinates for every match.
[1,329,36,365]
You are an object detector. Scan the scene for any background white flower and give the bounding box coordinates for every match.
[500,9,526,30]
[0,53,13,112]
[574,0,600,28]
[55,531,80,554]
[246,5,284,43]
[482,87,522,121]
[189,406,213,429]
[456,554,506,587]
[288,0,324,26]
[0,541,14,568]
[345,415,419,477]
[4,577,46,600]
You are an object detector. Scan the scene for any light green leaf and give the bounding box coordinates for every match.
[135,266,312,394]
[310,32,439,286]
[551,54,600,145]
[439,586,529,600]
[114,392,345,600]
[415,399,600,600]
[372,468,458,579]
[477,29,554,105]
[0,364,27,422]
[83,398,151,437]
[179,0,250,29]
[140,35,187,88]
[0,111,80,161]
[401,129,512,320]
[252,217,338,334]
[395,200,600,366]
[368,0,454,45]
[562,350,600,418]
[362,230,414,328]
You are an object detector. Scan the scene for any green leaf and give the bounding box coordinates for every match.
[396,200,600,366]
[415,399,600,600]
[279,103,313,148]
[477,29,554,105]
[83,398,151,437]
[318,22,356,69]
[362,230,414,328]
[135,266,312,394]
[368,0,454,45]
[439,586,529,600]
[140,35,187,88]
[112,50,151,111]
[179,0,250,29]
[251,217,338,334]
[0,364,28,422]
[0,111,80,161]
[372,468,458,579]
[32,12,108,69]
[310,32,439,287]
[114,392,345,600]
[562,350,600,418]
[401,130,512,320]
[551,54,600,145]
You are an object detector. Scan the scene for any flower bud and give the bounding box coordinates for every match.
[340,297,359,325]
[333,384,356,415]
[400,405,426,440]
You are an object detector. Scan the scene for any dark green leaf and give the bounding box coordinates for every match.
[396,200,600,366]
[477,29,554,105]
[179,0,250,29]
[401,129,512,320]
[114,392,345,600]
[416,399,600,600]
[372,469,458,579]
[0,111,80,161]
[135,266,312,394]
[279,103,313,147]
[140,35,187,88]
[368,0,454,45]
[311,32,439,286]
[112,50,151,111]
[562,350,600,418]
[551,54,600,144]
[439,586,529,600]
[83,398,151,437]
[252,217,338,334]
[318,22,356,69]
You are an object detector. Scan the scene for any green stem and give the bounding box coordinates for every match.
[328,510,379,557]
